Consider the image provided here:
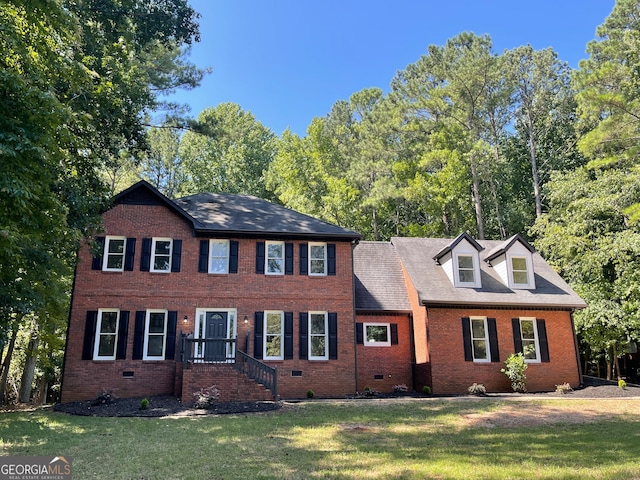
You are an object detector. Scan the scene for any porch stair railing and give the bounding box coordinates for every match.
[181,337,277,400]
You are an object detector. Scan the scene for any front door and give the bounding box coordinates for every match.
[205,312,228,362]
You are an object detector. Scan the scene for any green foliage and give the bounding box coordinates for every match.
[501,353,528,393]
[555,383,573,394]
[619,379,627,390]
[140,398,149,410]
[306,389,314,399]
[422,385,432,395]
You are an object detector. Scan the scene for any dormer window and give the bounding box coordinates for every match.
[484,234,536,290]
[433,233,483,289]
[511,257,529,285]
[456,254,476,284]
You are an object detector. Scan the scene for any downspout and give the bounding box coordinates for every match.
[570,310,583,386]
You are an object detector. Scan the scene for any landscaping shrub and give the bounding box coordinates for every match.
[193,385,220,409]
[501,353,528,393]
[468,383,487,396]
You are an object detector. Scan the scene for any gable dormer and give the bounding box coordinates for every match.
[433,233,483,288]
[484,234,536,290]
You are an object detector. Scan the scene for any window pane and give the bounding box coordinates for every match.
[521,320,535,339]
[155,241,171,255]
[154,256,170,271]
[106,255,124,269]
[311,337,326,357]
[523,340,537,359]
[267,258,283,273]
[472,340,487,360]
[108,239,125,254]
[310,245,325,260]
[149,313,166,333]
[98,335,116,356]
[512,258,527,270]
[366,325,388,343]
[210,258,227,273]
[147,336,164,356]
[267,244,282,258]
[513,271,528,284]
[459,269,475,283]
[310,260,325,274]
[211,241,228,257]
[458,256,473,269]
[100,312,118,333]
[265,336,281,357]
[266,314,282,334]
[471,319,485,338]
[310,315,326,334]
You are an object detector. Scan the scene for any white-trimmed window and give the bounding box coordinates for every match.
[103,236,126,272]
[266,241,284,275]
[470,317,490,362]
[454,253,480,287]
[364,323,391,347]
[93,309,119,360]
[144,310,168,360]
[209,239,230,274]
[309,243,327,276]
[264,311,284,359]
[309,312,328,360]
[520,318,540,362]
[151,238,172,272]
[511,257,530,286]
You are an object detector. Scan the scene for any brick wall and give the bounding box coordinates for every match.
[181,364,273,403]
[61,202,357,402]
[355,314,413,393]
[426,307,580,394]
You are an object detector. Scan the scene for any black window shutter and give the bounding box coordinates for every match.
[284,312,294,359]
[537,319,550,362]
[256,242,265,274]
[124,238,136,271]
[356,322,364,345]
[327,244,336,276]
[462,317,472,362]
[299,243,308,275]
[299,313,309,359]
[91,237,105,270]
[512,318,523,354]
[198,240,209,273]
[166,311,178,360]
[328,312,338,359]
[133,311,146,360]
[116,311,129,359]
[229,241,239,274]
[285,243,294,275]
[391,324,399,345]
[171,240,182,272]
[254,312,264,359]
[82,311,98,360]
[140,238,152,272]
[488,318,500,362]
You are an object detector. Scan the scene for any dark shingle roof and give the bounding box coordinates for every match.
[174,192,360,240]
[392,237,586,309]
[353,242,411,312]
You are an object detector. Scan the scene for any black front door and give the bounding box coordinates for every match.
[205,312,228,361]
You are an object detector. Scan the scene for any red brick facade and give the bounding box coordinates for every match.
[61,202,357,402]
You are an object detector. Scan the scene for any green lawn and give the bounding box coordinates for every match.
[2,398,639,479]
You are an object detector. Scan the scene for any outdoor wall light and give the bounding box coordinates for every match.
[244,315,248,324]
[183,315,188,324]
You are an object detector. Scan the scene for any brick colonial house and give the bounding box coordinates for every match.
[60,181,585,403]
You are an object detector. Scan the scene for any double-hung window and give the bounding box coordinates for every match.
[309,243,327,276]
[266,241,284,275]
[151,238,172,272]
[470,317,490,362]
[519,318,540,362]
[363,323,391,347]
[309,312,328,360]
[103,236,126,271]
[94,309,119,360]
[264,311,284,359]
[511,257,529,286]
[144,310,168,360]
[209,239,230,274]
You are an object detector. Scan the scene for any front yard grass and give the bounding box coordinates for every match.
[2,397,639,479]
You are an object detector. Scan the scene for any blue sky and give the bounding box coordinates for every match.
[168,1,616,136]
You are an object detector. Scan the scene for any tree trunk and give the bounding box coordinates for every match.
[0,324,19,405]
[372,207,379,241]
[470,153,484,239]
[18,328,39,403]
[613,344,622,381]
[527,116,543,218]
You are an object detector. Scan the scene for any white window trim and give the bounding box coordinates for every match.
[264,310,284,360]
[102,236,126,272]
[143,309,168,360]
[150,237,173,273]
[363,322,391,347]
[265,241,284,276]
[308,242,327,276]
[208,239,230,274]
[93,309,120,360]
[470,316,491,363]
[308,311,329,360]
[508,254,535,289]
[519,317,541,363]
[453,253,481,288]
